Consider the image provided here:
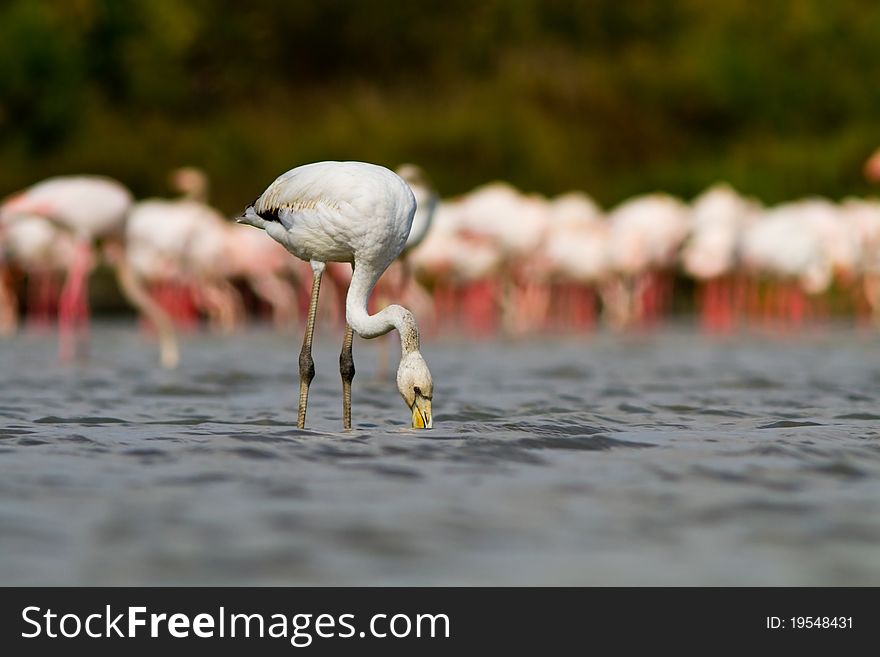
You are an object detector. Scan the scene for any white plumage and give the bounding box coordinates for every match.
[238,161,434,430]
[2,175,132,240]
[0,175,135,362]
[249,162,415,266]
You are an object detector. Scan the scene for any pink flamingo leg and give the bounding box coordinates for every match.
[75,263,90,343]
[788,285,806,329]
[179,283,198,330]
[718,275,733,332]
[570,284,595,332]
[58,241,92,362]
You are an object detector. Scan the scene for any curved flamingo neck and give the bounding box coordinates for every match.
[345,263,420,354]
[113,248,180,369]
[180,185,208,203]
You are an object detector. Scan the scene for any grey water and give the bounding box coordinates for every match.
[1,323,879,585]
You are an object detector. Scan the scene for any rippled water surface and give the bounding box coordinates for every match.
[2,324,880,585]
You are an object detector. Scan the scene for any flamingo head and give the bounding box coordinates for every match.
[170,166,209,201]
[396,163,430,188]
[397,350,433,429]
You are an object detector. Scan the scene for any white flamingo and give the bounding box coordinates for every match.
[541,196,608,331]
[238,161,434,431]
[605,192,689,328]
[0,175,171,363]
[0,213,75,330]
[126,172,245,334]
[739,199,838,328]
[456,183,552,333]
[171,166,301,328]
[682,183,761,331]
[842,198,880,322]
[409,198,503,334]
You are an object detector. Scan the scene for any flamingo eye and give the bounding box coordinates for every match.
[414,386,422,395]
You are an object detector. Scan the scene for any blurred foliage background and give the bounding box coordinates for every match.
[1,0,879,214]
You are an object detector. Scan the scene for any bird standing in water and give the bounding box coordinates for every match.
[0,175,178,367]
[238,161,434,430]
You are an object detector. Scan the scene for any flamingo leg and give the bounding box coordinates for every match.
[247,273,298,328]
[339,323,355,430]
[298,262,324,429]
[58,241,92,362]
[115,256,179,369]
[75,265,90,345]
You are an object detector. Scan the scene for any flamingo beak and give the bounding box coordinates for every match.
[236,206,267,230]
[410,392,433,429]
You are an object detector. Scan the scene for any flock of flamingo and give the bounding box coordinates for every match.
[410,174,880,337]
[2,152,880,372]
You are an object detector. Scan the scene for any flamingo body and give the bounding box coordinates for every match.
[248,162,416,268]
[239,161,433,430]
[3,176,132,238]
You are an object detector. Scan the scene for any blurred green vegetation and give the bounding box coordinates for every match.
[1,0,879,213]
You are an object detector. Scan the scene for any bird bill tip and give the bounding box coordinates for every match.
[235,207,261,227]
[410,398,433,429]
